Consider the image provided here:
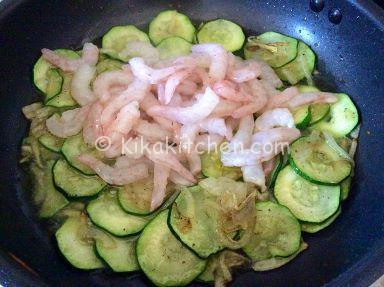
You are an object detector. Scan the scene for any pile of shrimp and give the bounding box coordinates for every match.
[42,42,337,210]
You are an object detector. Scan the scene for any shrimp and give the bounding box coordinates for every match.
[232,102,265,119]
[46,105,90,138]
[150,163,171,211]
[283,92,337,109]
[185,149,202,175]
[77,154,149,185]
[252,58,283,88]
[71,64,97,106]
[162,70,190,105]
[114,155,151,169]
[191,43,228,82]
[228,61,261,83]
[83,102,103,146]
[175,80,197,96]
[133,119,173,142]
[241,164,266,191]
[228,115,254,151]
[156,82,166,104]
[105,101,140,136]
[145,147,196,183]
[213,80,253,102]
[195,134,224,152]
[262,157,277,178]
[128,57,185,84]
[211,99,242,118]
[221,148,264,167]
[147,87,219,125]
[93,69,133,103]
[254,108,294,131]
[199,118,227,137]
[178,123,200,150]
[264,86,299,111]
[169,170,195,186]
[41,43,99,72]
[101,78,149,127]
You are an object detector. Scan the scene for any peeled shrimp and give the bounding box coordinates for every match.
[253,58,283,88]
[241,164,266,190]
[77,154,149,185]
[147,87,219,125]
[213,80,253,102]
[254,108,294,131]
[228,115,254,151]
[175,80,197,96]
[284,92,337,109]
[46,105,90,138]
[265,86,299,111]
[162,70,190,105]
[128,57,185,84]
[71,64,96,106]
[83,102,103,146]
[105,101,140,136]
[169,170,195,186]
[93,69,133,103]
[41,43,99,72]
[195,134,224,152]
[232,102,266,119]
[191,43,228,82]
[211,99,242,118]
[133,119,173,142]
[228,61,261,83]
[150,163,171,211]
[199,118,227,137]
[185,149,202,175]
[221,148,264,167]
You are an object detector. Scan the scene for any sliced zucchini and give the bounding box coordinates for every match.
[38,133,65,153]
[33,49,79,94]
[136,210,206,286]
[289,132,352,185]
[94,230,139,272]
[266,154,283,189]
[301,207,341,233]
[311,93,359,137]
[244,32,298,68]
[252,241,307,271]
[102,25,150,61]
[201,150,242,180]
[56,214,104,270]
[197,256,216,283]
[274,165,340,223]
[30,161,68,218]
[340,177,352,201]
[87,190,148,236]
[96,58,123,74]
[309,103,330,125]
[45,73,77,108]
[61,133,99,175]
[157,36,192,60]
[275,41,316,85]
[242,201,301,261]
[44,69,63,103]
[53,159,106,197]
[168,186,223,258]
[197,19,245,52]
[149,10,196,45]
[293,105,311,130]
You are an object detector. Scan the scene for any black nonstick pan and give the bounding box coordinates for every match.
[0,0,383,286]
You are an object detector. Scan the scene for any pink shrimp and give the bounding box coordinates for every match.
[83,102,104,146]
[213,80,253,102]
[150,163,171,211]
[93,69,133,103]
[133,119,173,142]
[145,147,196,183]
[175,79,197,96]
[262,157,277,178]
[254,108,294,131]
[147,87,219,125]
[128,57,185,84]
[191,43,229,82]
[77,154,149,185]
[232,102,266,118]
[283,92,337,109]
[228,61,261,83]
[71,64,97,106]
[241,164,266,190]
[265,86,299,111]
[41,43,99,72]
[169,170,195,186]
[228,115,254,151]
[46,105,90,138]
[156,82,166,104]
[199,118,227,137]
[162,70,191,105]
[211,99,242,118]
[185,149,201,175]
[195,134,224,152]
[105,101,140,136]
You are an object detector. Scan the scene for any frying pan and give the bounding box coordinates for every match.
[0,0,383,286]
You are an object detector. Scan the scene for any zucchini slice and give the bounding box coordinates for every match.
[266,154,284,189]
[53,159,106,197]
[275,41,316,85]
[94,230,140,272]
[301,207,341,233]
[61,133,99,175]
[136,210,206,286]
[311,93,359,137]
[87,190,148,236]
[197,19,245,52]
[96,58,123,74]
[33,49,79,94]
[340,177,352,201]
[200,150,242,180]
[168,186,223,258]
[274,165,340,223]
[309,103,330,125]
[44,69,63,103]
[56,214,104,270]
[149,10,196,45]
[102,25,150,61]
[244,32,298,68]
[157,36,192,60]
[30,161,68,218]
[242,201,301,261]
[45,73,77,108]
[38,133,65,153]
[289,132,352,185]
[293,105,311,130]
